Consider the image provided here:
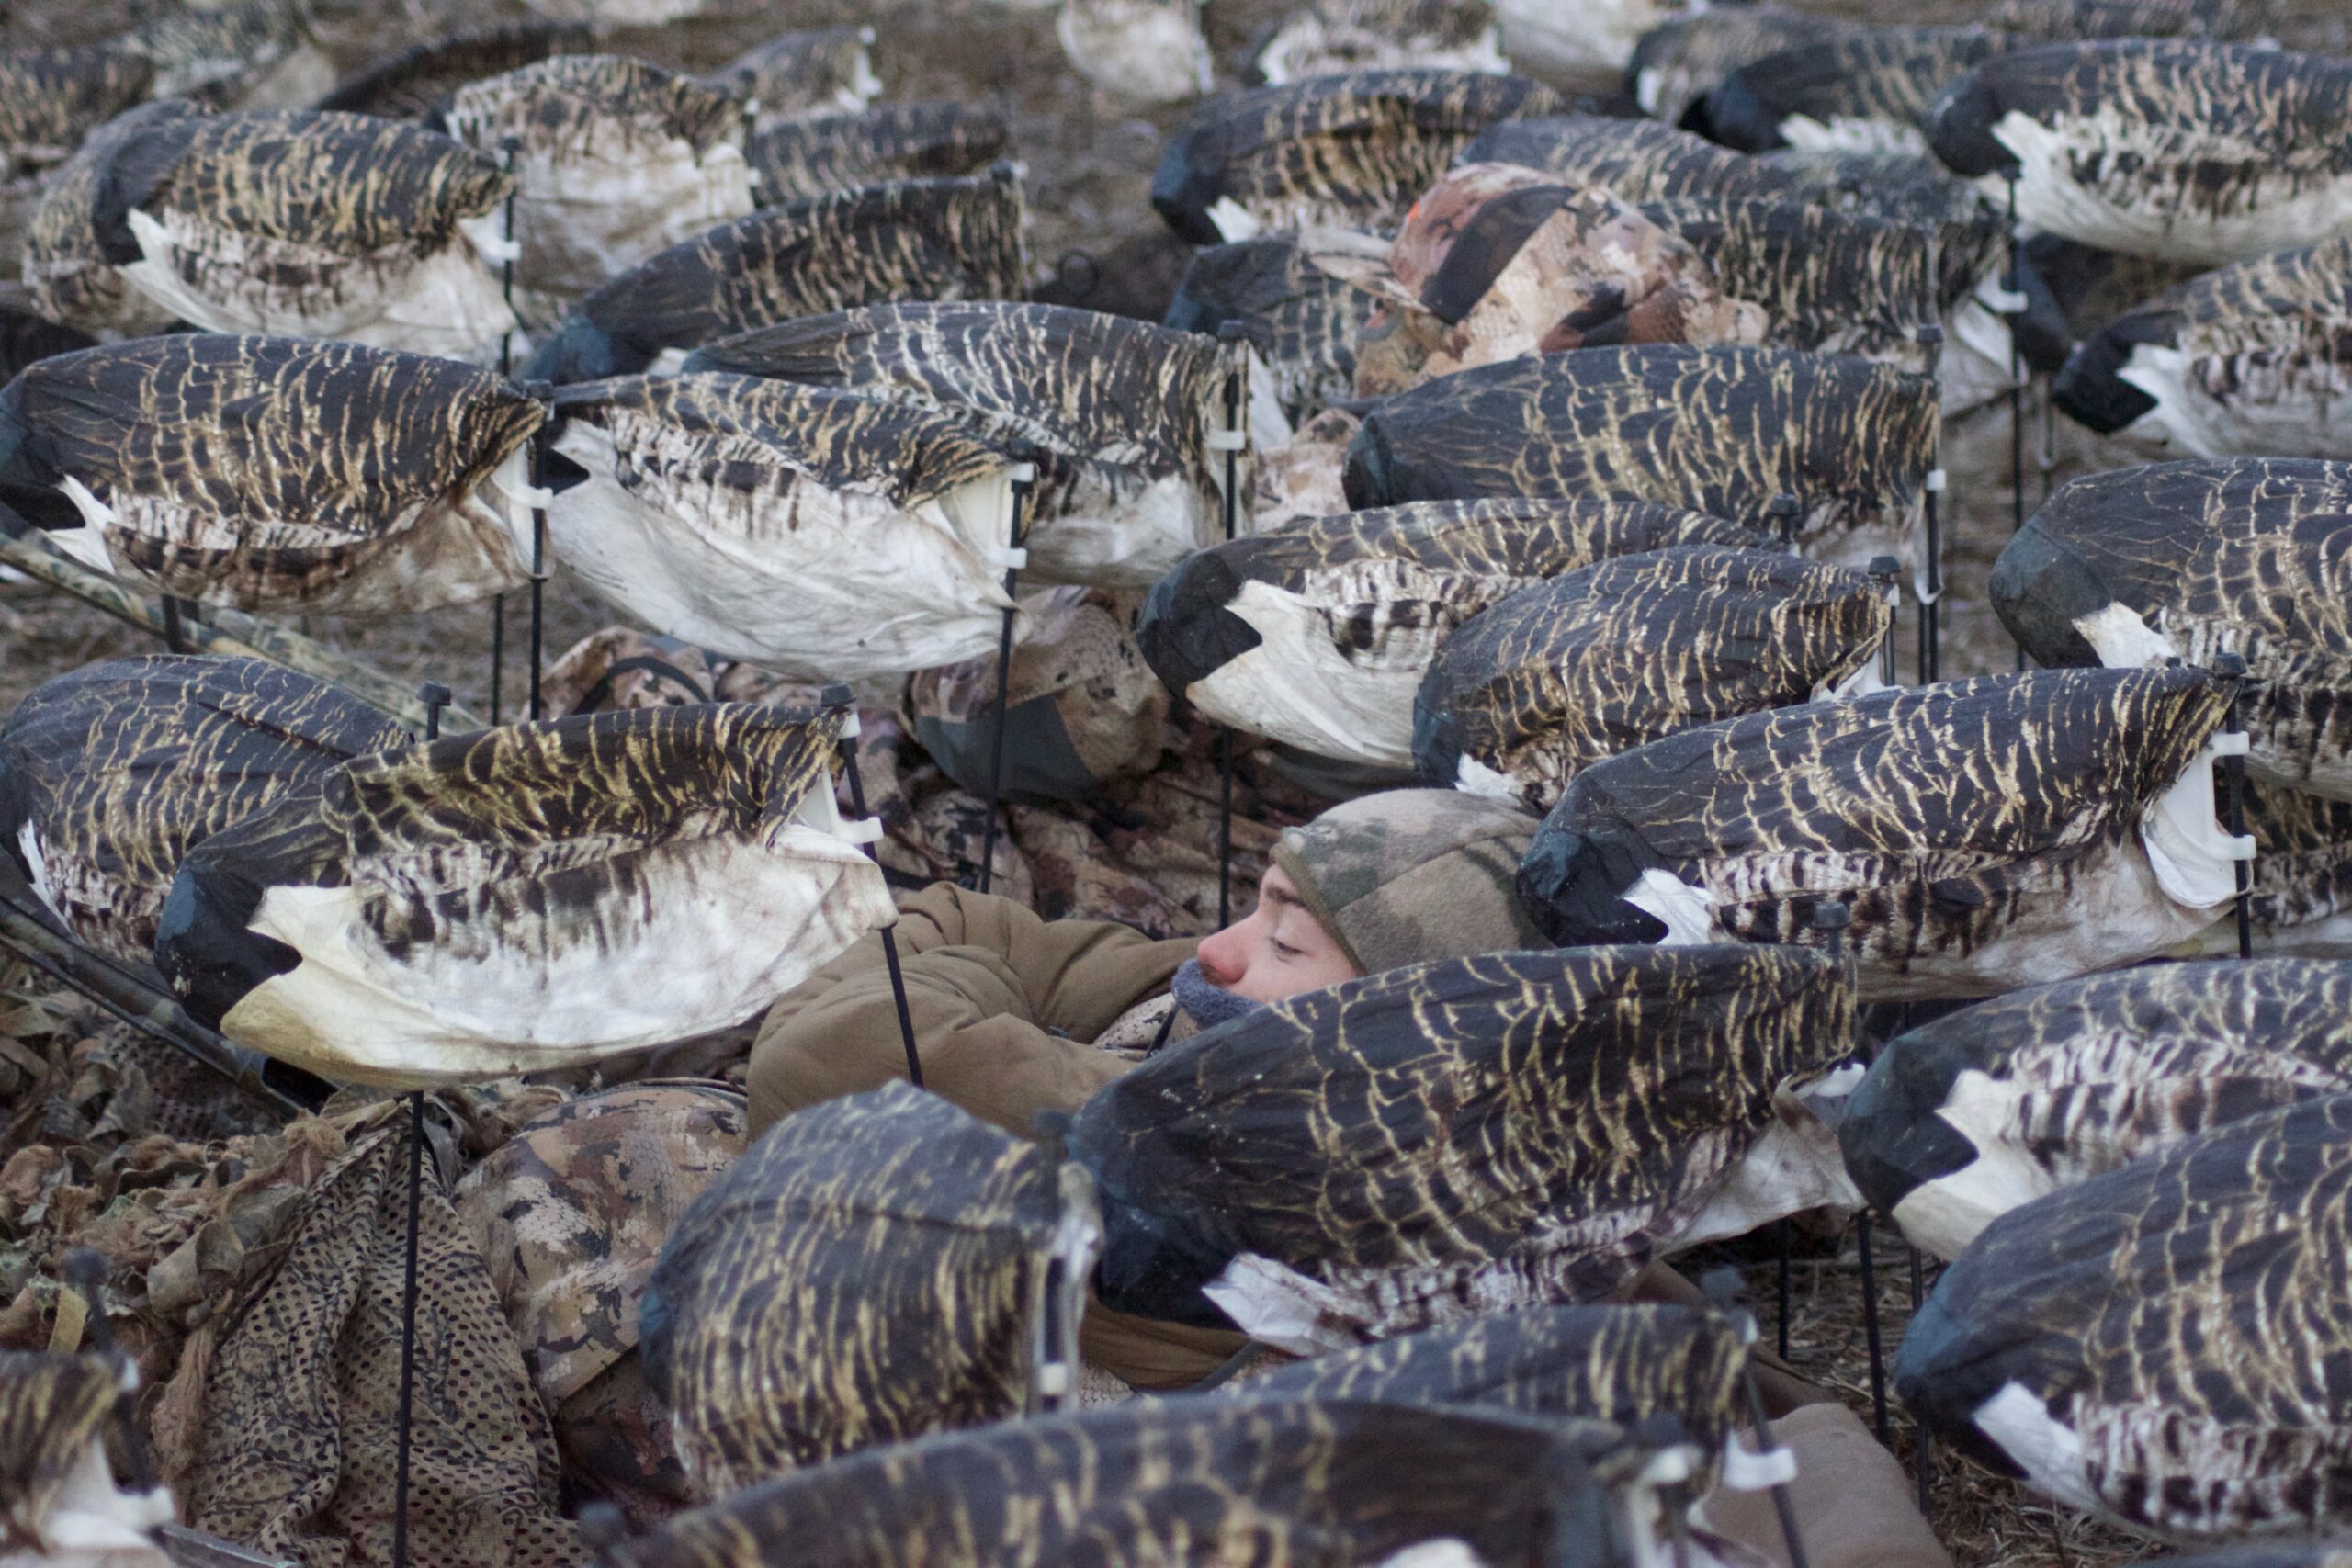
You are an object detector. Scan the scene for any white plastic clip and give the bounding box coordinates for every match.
[1206,428,1249,452]
[838,710,862,741]
[2211,729,2252,759]
[1010,460,1038,484]
[1035,1362,1070,1398]
[987,545,1029,570]
[842,816,886,846]
[1925,468,1947,493]
[1719,1437,1799,1492]
[1984,286,2029,316]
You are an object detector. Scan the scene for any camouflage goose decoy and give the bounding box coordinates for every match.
[0,1349,174,1562]
[0,656,405,963]
[744,102,1010,209]
[526,167,1027,385]
[428,54,752,299]
[119,0,330,110]
[1989,459,2352,798]
[1055,0,1214,104]
[1413,546,1894,812]
[684,301,1281,589]
[1161,234,1377,420]
[2017,231,2207,366]
[1136,498,1759,768]
[2184,784,2352,957]
[311,20,589,118]
[1518,667,2252,1001]
[153,703,894,1089]
[74,108,517,355]
[0,47,152,184]
[600,1393,1701,1568]
[1068,945,1855,1351]
[1840,957,2352,1261]
[1341,344,1939,572]
[539,373,1024,680]
[1927,40,2352,265]
[639,1083,1097,1495]
[1253,0,1508,85]
[1897,1093,2352,1543]
[0,335,545,616]
[2049,234,2352,458]
[21,97,209,339]
[1703,26,2019,156]
[1453,114,1751,200]
[1491,0,1702,88]
[1629,9,1855,129]
[701,28,880,130]
[1148,70,1561,243]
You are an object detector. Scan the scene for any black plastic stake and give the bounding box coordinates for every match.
[828,683,924,1089]
[976,460,1035,896]
[524,383,551,721]
[1916,321,1946,687]
[489,597,506,725]
[2005,175,2027,671]
[497,136,519,379]
[2217,652,2254,958]
[1768,492,1800,554]
[1871,556,1900,688]
[1213,324,1250,929]
[1774,1219,1792,1359]
[1908,1244,1933,1517]
[1858,1215,1890,1445]
[1701,1272,1812,1568]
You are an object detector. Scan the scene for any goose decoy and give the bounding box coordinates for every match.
[1518,666,2252,1000]
[1148,69,1562,243]
[1629,9,1855,129]
[1989,458,2352,798]
[0,47,152,184]
[0,307,92,386]
[2185,784,2352,957]
[539,372,1023,680]
[0,655,405,963]
[1490,0,1702,90]
[0,334,545,616]
[526,167,1028,385]
[1136,498,1759,768]
[1341,344,1939,571]
[1705,25,2018,156]
[74,107,517,355]
[20,97,209,339]
[2050,233,2352,457]
[119,0,329,110]
[1068,945,1855,1350]
[639,1082,1096,1495]
[428,54,752,299]
[311,19,593,119]
[599,1394,1693,1568]
[702,28,880,130]
[1254,0,1509,85]
[1415,545,1894,811]
[1162,233,1379,420]
[2015,230,2207,364]
[1896,1093,2352,1543]
[684,301,1283,589]
[1453,114,1751,200]
[1927,40,2352,265]
[1840,957,2352,1261]
[0,1350,174,1562]
[745,102,1010,209]
[153,703,895,1088]
[1055,0,1214,105]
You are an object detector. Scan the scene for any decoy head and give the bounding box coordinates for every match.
[1136,548,1263,697]
[1516,821,1669,947]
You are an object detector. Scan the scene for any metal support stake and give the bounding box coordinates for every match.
[1702,1272,1812,1568]
[1767,492,1800,554]
[2218,652,2255,958]
[2004,176,2027,671]
[976,460,1035,895]
[491,135,520,722]
[2038,375,2058,506]
[1916,322,1946,687]
[1774,1220,1792,1359]
[827,683,923,1089]
[524,383,551,721]
[1908,1244,1933,1517]
[1212,323,1250,929]
[1857,1214,1890,1445]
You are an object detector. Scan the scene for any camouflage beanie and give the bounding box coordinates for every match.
[1270,788,1546,976]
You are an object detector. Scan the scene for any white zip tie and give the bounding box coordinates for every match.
[1206,429,1248,452]
[1719,1435,1799,1492]
[987,546,1029,570]
[842,816,885,846]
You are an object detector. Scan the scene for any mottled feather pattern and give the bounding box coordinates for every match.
[2235,786,2352,943]
[437,54,743,159]
[21,96,210,335]
[0,47,152,173]
[1163,235,1374,417]
[746,103,1007,207]
[1713,27,2020,151]
[0,1352,133,1552]
[1642,197,1935,367]
[311,20,593,118]
[1457,115,1750,202]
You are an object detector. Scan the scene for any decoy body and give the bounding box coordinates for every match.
[703,28,880,130]
[1492,0,1702,88]
[0,1350,174,1563]
[311,19,593,119]
[21,98,210,340]
[1841,958,2352,1260]
[1343,344,1939,572]
[1928,40,2352,265]
[119,0,331,110]
[0,335,546,616]
[1453,113,1751,202]
[685,301,1280,589]
[1055,0,1214,105]
[0,47,152,184]
[641,1083,1097,1496]
[1898,1093,2352,1542]
[153,704,894,1088]
[1162,233,1378,419]
[1136,498,1758,768]
[540,373,1023,680]
[1703,26,2018,155]
[0,656,405,963]
[1069,945,1855,1352]
[745,103,1010,208]
[1519,667,2253,1000]
[527,168,1027,385]
[1149,70,1561,243]
[1629,9,1855,129]
[1991,459,2352,799]
[430,54,752,298]
[75,108,517,356]
[1415,545,1894,812]
[1254,0,1508,85]
[2051,234,2352,458]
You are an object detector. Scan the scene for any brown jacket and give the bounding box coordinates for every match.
[746,884,1249,1388]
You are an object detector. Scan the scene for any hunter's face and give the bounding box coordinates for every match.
[1193,867,1361,1004]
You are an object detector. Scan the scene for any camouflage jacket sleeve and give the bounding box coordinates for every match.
[745,884,1197,1143]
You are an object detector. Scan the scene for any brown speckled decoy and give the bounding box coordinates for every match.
[0,655,405,963]
[1928,40,2352,265]
[1991,459,2352,796]
[685,301,1280,589]
[1703,25,2023,155]
[1162,232,1377,420]
[153,702,893,1088]
[540,372,1024,679]
[1519,666,2252,1000]
[1069,945,1854,1351]
[1897,1092,2352,1542]
[527,167,1027,385]
[701,27,879,130]
[0,1349,172,1561]
[1841,956,2352,1259]
[745,102,1010,209]
[0,334,545,616]
[1342,344,1939,572]
[1254,0,1507,85]
[311,19,593,119]
[1136,498,1759,768]
[1415,545,1894,811]
[21,97,209,338]
[2051,235,2352,457]
[1149,70,1561,243]
[640,1082,1097,1496]
[0,46,152,184]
